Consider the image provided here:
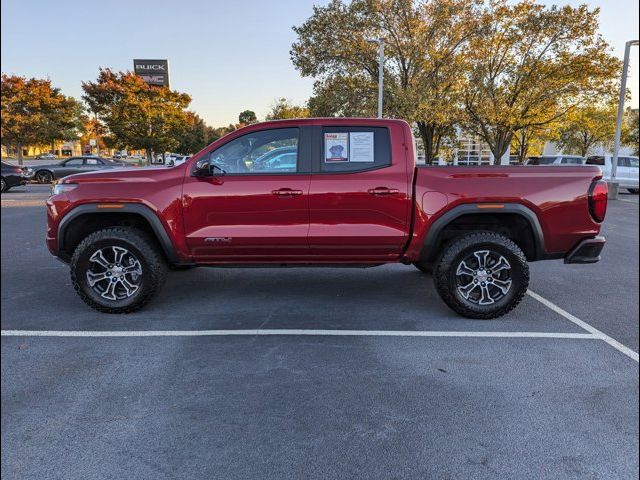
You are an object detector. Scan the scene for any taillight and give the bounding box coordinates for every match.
[588,180,608,223]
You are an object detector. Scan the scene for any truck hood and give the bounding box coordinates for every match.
[59,165,180,184]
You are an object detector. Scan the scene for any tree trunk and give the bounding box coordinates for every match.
[489,131,513,165]
[17,142,23,166]
[417,121,441,165]
[145,149,153,166]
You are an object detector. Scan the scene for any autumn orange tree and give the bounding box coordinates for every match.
[291,0,480,164]
[1,74,84,164]
[463,1,620,163]
[82,69,191,163]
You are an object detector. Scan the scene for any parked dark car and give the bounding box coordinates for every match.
[33,156,126,184]
[1,161,30,192]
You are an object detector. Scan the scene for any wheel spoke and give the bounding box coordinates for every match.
[458,281,479,299]
[86,271,109,287]
[492,278,512,294]
[473,250,489,269]
[118,277,138,296]
[490,256,511,273]
[456,260,476,277]
[101,280,118,300]
[90,250,110,268]
[112,246,127,265]
[478,284,494,305]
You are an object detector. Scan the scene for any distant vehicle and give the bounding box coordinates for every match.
[525,155,585,166]
[1,161,30,192]
[32,156,126,184]
[35,153,57,160]
[253,146,296,169]
[586,156,639,194]
[166,155,190,167]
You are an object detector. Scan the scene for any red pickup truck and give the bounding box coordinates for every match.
[46,118,608,318]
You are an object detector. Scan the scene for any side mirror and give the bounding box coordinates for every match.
[193,158,226,177]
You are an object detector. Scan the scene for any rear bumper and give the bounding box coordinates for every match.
[564,236,606,264]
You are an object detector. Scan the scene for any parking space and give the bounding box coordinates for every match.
[1,184,638,479]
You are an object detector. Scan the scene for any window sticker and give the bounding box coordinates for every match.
[349,132,374,162]
[324,132,349,162]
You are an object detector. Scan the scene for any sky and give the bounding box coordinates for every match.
[1,0,638,127]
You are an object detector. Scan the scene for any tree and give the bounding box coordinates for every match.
[174,112,219,154]
[291,0,479,164]
[463,1,620,163]
[1,74,84,165]
[554,102,618,157]
[238,110,257,125]
[40,95,86,154]
[82,69,191,163]
[265,98,310,120]
[510,125,556,163]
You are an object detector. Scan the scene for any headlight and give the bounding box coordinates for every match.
[51,183,78,196]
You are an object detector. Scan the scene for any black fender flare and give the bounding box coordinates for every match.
[57,203,181,264]
[420,203,547,262]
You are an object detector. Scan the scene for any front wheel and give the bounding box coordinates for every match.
[70,227,168,313]
[433,232,529,319]
[35,170,53,184]
[1,177,8,193]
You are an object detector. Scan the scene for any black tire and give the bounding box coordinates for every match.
[433,232,529,319]
[412,261,432,274]
[35,170,54,184]
[1,177,8,193]
[70,227,168,313]
[627,189,639,194]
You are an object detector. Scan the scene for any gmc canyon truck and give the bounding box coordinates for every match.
[46,118,608,319]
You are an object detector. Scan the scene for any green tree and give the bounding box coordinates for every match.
[175,112,217,154]
[554,102,618,157]
[1,74,83,165]
[41,95,86,154]
[82,69,191,163]
[238,110,257,125]
[463,1,620,163]
[292,0,479,164]
[265,98,310,120]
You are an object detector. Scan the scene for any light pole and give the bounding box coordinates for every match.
[366,38,384,118]
[611,39,639,198]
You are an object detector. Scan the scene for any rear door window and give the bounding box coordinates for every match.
[318,127,391,173]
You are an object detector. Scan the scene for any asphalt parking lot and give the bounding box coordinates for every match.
[2,184,638,480]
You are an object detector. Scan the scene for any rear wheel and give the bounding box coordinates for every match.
[1,177,8,193]
[35,170,53,184]
[70,227,168,313]
[433,232,529,319]
[627,188,639,194]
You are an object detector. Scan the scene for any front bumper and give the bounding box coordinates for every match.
[564,236,606,264]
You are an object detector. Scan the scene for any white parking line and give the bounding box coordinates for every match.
[527,290,639,363]
[1,329,596,339]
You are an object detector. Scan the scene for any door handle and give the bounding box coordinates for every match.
[272,188,303,196]
[368,187,399,195]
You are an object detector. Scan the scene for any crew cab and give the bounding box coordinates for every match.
[46,119,608,318]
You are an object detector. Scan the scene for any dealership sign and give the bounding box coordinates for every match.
[133,59,170,87]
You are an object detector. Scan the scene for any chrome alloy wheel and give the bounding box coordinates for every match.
[86,246,143,301]
[455,250,512,306]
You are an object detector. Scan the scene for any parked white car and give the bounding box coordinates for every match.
[585,156,639,193]
[166,155,189,167]
[524,155,585,165]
